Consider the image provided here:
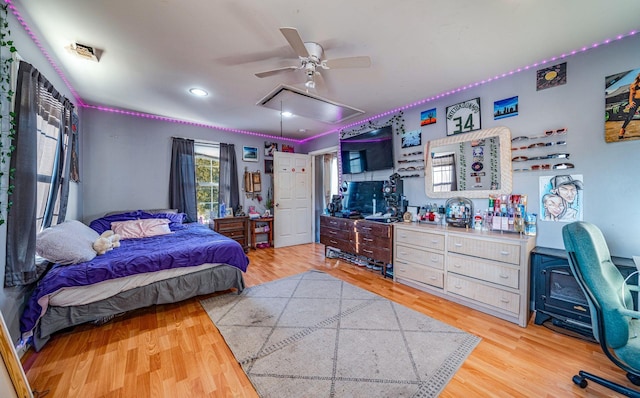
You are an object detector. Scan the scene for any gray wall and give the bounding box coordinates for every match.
[305,34,640,258]
[81,109,292,224]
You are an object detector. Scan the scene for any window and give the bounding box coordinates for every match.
[195,143,220,223]
[432,153,457,192]
[36,90,70,231]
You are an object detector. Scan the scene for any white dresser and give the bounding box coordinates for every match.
[394,223,536,327]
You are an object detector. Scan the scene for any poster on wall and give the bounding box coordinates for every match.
[605,67,640,142]
[401,129,421,148]
[493,96,518,120]
[282,144,294,153]
[536,62,567,91]
[420,108,437,126]
[445,97,481,136]
[539,174,583,222]
[264,141,278,156]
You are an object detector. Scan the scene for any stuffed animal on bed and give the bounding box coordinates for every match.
[92,230,122,255]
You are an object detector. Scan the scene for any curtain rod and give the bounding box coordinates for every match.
[171,136,221,146]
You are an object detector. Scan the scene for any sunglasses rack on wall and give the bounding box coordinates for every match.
[396,150,424,178]
[510,128,575,172]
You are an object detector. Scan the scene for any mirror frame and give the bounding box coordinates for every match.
[424,126,512,198]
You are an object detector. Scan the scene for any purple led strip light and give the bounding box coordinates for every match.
[5,0,636,144]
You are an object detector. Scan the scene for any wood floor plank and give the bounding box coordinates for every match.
[20,243,638,397]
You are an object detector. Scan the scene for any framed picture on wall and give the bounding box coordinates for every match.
[282,144,294,153]
[264,141,278,157]
[401,129,421,148]
[242,146,258,162]
[605,67,640,143]
[264,159,274,174]
[494,96,518,120]
[536,62,567,91]
[445,97,481,136]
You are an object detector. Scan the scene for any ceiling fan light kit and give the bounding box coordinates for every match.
[255,27,371,93]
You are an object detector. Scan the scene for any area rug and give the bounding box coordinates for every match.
[200,271,480,397]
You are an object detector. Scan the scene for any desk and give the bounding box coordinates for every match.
[250,217,273,249]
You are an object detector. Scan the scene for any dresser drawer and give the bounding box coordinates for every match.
[321,227,350,241]
[215,219,246,233]
[358,245,392,264]
[395,244,444,270]
[320,216,352,230]
[320,235,353,253]
[447,236,520,265]
[355,221,391,238]
[395,260,444,288]
[447,274,520,315]
[395,228,445,251]
[448,253,519,289]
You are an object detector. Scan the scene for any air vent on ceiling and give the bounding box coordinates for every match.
[66,42,99,62]
[257,85,364,124]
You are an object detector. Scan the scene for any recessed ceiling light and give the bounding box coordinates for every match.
[189,88,208,97]
[299,128,307,133]
[281,111,293,117]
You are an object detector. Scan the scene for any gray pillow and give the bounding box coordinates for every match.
[36,220,99,265]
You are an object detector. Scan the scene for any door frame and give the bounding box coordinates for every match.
[309,145,339,242]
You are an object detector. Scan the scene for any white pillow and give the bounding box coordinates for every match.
[110,218,172,240]
[36,220,99,265]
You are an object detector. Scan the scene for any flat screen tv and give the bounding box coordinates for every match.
[342,180,385,216]
[341,125,394,174]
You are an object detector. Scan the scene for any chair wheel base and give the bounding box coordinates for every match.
[573,375,588,388]
[628,373,640,386]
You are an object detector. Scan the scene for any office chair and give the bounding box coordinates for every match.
[562,221,640,397]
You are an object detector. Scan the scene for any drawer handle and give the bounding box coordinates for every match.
[430,239,439,244]
[330,221,338,225]
[453,264,461,268]
[361,227,372,231]
[399,267,406,272]
[500,298,511,303]
[429,276,437,280]
[500,251,510,256]
[363,237,373,242]
[329,240,338,244]
[397,260,408,265]
[454,284,462,289]
[454,242,463,247]
[400,234,408,239]
[329,230,337,235]
[499,274,509,279]
[430,257,439,262]
[363,249,373,254]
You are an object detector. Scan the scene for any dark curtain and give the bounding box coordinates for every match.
[169,137,197,222]
[219,143,239,213]
[5,61,74,287]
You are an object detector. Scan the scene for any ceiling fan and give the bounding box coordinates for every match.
[255,27,371,90]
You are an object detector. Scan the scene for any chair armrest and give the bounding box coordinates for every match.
[619,307,640,319]
[626,284,640,292]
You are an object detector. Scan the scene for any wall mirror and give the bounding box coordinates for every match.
[425,126,512,198]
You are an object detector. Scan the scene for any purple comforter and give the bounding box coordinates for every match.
[21,223,249,334]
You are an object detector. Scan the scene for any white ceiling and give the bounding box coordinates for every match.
[12,0,640,140]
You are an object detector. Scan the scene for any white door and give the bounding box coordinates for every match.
[273,151,312,248]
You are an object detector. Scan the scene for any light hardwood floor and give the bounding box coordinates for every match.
[21,243,636,397]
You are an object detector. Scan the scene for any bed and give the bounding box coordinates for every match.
[21,210,249,351]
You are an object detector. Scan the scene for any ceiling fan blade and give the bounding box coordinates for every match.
[255,65,299,78]
[323,56,371,69]
[280,27,310,58]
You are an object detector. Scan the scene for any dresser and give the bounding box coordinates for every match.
[212,216,249,253]
[320,215,393,269]
[394,223,535,327]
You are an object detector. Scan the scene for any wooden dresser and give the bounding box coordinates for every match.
[394,222,535,327]
[320,215,393,266]
[212,216,249,253]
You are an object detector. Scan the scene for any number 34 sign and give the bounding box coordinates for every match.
[446,97,481,136]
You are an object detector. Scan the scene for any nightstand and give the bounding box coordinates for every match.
[212,216,249,253]
[250,217,273,249]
